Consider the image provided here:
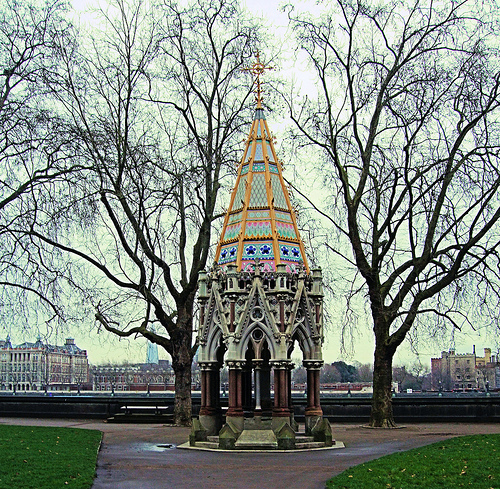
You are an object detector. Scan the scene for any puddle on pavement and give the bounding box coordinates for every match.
[131,442,176,452]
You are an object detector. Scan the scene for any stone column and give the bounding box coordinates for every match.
[271,361,291,419]
[253,360,262,413]
[303,360,323,434]
[241,359,253,412]
[286,362,296,427]
[226,361,245,418]
[225,360,245,433]
[260,361,272,416]
[198,362,221,435]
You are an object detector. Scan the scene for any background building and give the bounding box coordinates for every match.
[91,360,175,392]
[0,337,90,392]
[431,347,499,391]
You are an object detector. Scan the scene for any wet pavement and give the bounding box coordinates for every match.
[1,417,499,489]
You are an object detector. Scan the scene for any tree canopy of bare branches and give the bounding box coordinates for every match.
[287,0,500,426]
[8,0,260,424]
[0,0,90,328]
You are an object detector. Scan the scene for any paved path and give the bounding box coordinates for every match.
[1,418,499,489]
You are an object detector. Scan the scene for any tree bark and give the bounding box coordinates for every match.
[369,340,396,427]
[172,355,192,426]
[168,299,195,426]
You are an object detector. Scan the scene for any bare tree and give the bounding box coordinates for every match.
[287,0,500,426]
[0,0,91,328]
[320,363,341,383]
[13,0,259,424]
[355,363,373,382]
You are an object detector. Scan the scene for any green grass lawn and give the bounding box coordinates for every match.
[0,424,102,489]
[327,434,500,489]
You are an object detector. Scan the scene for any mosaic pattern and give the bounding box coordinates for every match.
[223,222,241,241]
[266,142,275,162]
[242,260,276,272]
[242,241,275,260]
[249,174,268,208]
[218,245,238,264]
[247,210,270,220]
[275,211,292,222]
[271,174,288,209]
[215,106,309,272]
[245,221,272,238]
[276,222,297,239]
[233,178,247,210]
[279,243,302,262]
[254,142,264,161]
[228,212,242,224]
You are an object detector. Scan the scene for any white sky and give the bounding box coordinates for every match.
[23,0,495,368]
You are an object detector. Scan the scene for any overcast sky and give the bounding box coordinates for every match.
[29,0,497,368]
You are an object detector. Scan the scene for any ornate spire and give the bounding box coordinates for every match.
[242,51,273,109]
[214,55,308,273]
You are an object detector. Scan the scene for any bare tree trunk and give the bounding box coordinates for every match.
[370,339,396,427]
[169,303,195,426]
[172,353,192,426]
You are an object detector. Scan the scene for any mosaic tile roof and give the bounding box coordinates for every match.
[214,105,308,273]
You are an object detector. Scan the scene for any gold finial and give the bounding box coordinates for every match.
[242,51,273,108]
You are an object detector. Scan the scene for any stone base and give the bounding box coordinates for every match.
[245,415,272,430]
[234,429,278,449]
[225,415,244,434]
[199,414,222,436]
[305,414,322,435]
[190,414,337,451]
[271,416,291,433]
[189,418,207,446]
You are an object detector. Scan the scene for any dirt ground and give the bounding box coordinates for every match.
[1,417,499,489]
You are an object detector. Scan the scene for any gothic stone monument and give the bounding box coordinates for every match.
[191,57,333,450]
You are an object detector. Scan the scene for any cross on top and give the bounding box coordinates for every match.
[242,52,272,108]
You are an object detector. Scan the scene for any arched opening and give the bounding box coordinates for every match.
[240,338,272,416]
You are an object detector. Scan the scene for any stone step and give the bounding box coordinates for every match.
[295,436,315,443]
[195,441,220,449]
[234,429,278,449]
[207,436,220,443]
[295,441,326,449]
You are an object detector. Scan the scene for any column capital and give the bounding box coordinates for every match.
[226,360,246,370]
[270,360,292,369]
[252,359,264,369]
[303,360,324,370]
[198,361,219,371]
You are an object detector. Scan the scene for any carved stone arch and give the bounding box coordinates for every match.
[203,323,224,363]
[213,288,230,335]
[237,321,279,360]
[234,282,259,335]
[291,324,314,360]
[199,289,218,347]
[239,293,266,336]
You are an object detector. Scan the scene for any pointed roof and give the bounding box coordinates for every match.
[214,100,309,273]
